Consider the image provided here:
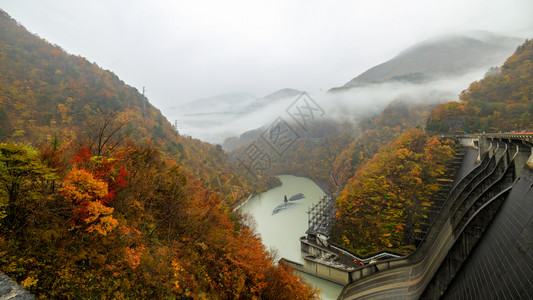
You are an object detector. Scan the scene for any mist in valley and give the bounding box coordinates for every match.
[168,64,509,145]
[1,2,533,299]
[2,1,531,145]
[164,29,523,144]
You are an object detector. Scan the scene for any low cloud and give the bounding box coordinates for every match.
[170,66,494,144]
[321,68,492,122]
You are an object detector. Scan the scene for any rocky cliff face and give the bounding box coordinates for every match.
[0,272,34,300]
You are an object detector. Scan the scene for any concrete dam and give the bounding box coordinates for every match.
[341,134,533,299]
[287,134,533,299]
[5,134,532,299]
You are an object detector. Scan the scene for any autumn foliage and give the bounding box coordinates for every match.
[0,10,317,299]
[331,130,455,256]
[0,141,318,298]
[0,10,266,208]
[426,39,533,133]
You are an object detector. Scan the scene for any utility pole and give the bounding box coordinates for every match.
[140,86,147,118]
[173,120,179,135]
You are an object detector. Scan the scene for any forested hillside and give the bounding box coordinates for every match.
[331,99,435,188]
[0,10,170,148]
[227,97,439,197]
[0,10,316,298]
[331,130,456,255]
[0,142,316,298]
[0,10,273,205]
[331,39,531,257]
[427,39,533,132]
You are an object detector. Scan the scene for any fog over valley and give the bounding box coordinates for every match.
[2,1,533,299]
[166,32,521,143]
[1,0,532,116]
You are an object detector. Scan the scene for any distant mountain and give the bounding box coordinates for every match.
[167,88,302,116]
[0,9,266,203]
[427,39,533,133]
[169,92,258,115]
[239,88,302,114]
[165,88,302,143]
[0,10,316,299]
[332,32,522,90]
[262,88,302,101]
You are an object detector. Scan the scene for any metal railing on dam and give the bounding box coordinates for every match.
[338,134,533,299]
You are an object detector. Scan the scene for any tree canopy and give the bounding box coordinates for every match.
[0,10,317,299]
[331,130,455,256]
[427,39,533,133]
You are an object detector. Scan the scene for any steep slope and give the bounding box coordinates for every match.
[0,10,316,299]
[427,39,533,132]
[333,32,520,89]
[0,10,174,150]
[331,130,456,255]
[332,99,436,187]
[331,38,533,260]
[0,9,270,204]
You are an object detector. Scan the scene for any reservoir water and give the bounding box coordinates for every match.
[240,175,343,300]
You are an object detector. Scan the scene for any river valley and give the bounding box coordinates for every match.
[240,175,343,300]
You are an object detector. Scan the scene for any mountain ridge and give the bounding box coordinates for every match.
[0,9,271,203]
[0,9,317,299]
[332,32,522,90]
[165,88,302,143]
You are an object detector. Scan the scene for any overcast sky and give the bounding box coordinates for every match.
[1,0,532,110]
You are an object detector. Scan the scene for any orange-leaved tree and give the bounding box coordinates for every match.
[60,147,129,235]
[60,167,117,235]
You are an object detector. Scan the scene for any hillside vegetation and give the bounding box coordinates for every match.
[427,39,533,132]
[0,10,274,205]
[0,10,316,298]
[331,130,456,255]
[0,142,316,298]
[331,39,532,257]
